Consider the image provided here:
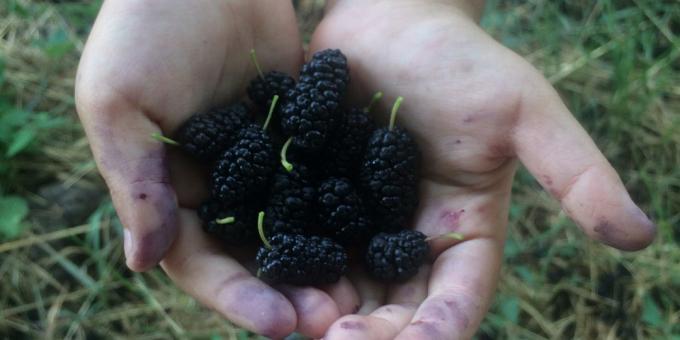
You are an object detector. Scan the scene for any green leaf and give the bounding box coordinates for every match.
[0,195,29,239]
[642,294,662,327]
[6,128,35,157]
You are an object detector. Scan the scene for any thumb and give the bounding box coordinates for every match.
[513,68,656,251]
[76,87,179,272]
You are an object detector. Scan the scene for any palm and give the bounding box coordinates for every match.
[314,0,515,316]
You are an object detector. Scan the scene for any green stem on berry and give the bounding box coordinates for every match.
[249,49,265,79]
[365,91,384,113]
[425,232,464,242]
[280,137,294,172]
[389,96,404,131]
[257,211,271,249]
[215,216,235,224]
[262,95,279,131]
[150,132,179,146]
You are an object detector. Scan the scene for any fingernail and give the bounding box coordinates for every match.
[123,228,133,260]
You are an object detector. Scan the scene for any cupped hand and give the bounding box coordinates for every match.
[311,1,657,339]
[75,1,354,338]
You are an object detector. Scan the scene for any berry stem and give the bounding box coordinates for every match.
[280,137,294,172]
[249,49,265,79]
[215,216,235,224]
[389,96,404,131]
[150,132,179,146]
[262,95,279,131]
[425,232,464,242]
[257,211,271,249]
[365,91,384,113]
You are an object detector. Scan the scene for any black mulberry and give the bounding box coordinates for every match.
[359,97,419,232]
[256,233,348,285]
[321,107,376,178]
[280,49,349,153]
[211,124,276,205]
[365,230,429,282]
[175,103,250,162]
[247,71,296,108]
[300,49,350,95]
[264,164,317,235]
[317,177,373,246]
[198,199,259,245]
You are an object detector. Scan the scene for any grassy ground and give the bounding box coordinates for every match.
[0,0,677,339]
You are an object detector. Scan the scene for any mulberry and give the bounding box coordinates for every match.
[280,49,350,153]
[365,230,429,282]
[247,71,296,108]
[175,103,250,162]
[317,177,373,246]
[359,97,419,232]
[264,163,317,235]
[256,233,348,285]
[198,199,258,245]
[321,106,376,178]
[211,124,276,205]
[300,49,350,95]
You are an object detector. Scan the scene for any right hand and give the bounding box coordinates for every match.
[76,1,354,337]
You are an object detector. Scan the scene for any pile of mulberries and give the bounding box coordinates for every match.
[163,49,431,286]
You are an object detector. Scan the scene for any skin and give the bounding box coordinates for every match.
[76,0,656,338]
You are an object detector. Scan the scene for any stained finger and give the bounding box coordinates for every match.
[160,209,296,339]
[277,285,340,338]
[396,238,502,340]
[321,277,362,315]
[513,69,655,250]
[325,304,417,340]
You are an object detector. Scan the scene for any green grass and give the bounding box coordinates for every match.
[0,0,677,339]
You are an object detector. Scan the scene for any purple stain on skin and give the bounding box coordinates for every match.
[463,116,475,123]
[594,219,629,242]
[409,320,442,339]
[593,218,645,250]
[123,150,178,268]
[440,209,465,232]
[222,280,295,338]
[541,174,553,186]
[541,174,560,197]
[455,139,462,144]
[340,320,367,331]
[444,299,470,331]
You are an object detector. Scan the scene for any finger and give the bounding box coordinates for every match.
[324,304,417,340]
[76,91,178,271]
[396,238,502,340]
[513,69,656,250]
[277,285,340,338]
[320,277,362,315]
[347,269,387,314]
[160,209,296,338]
[386,264,430,305]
